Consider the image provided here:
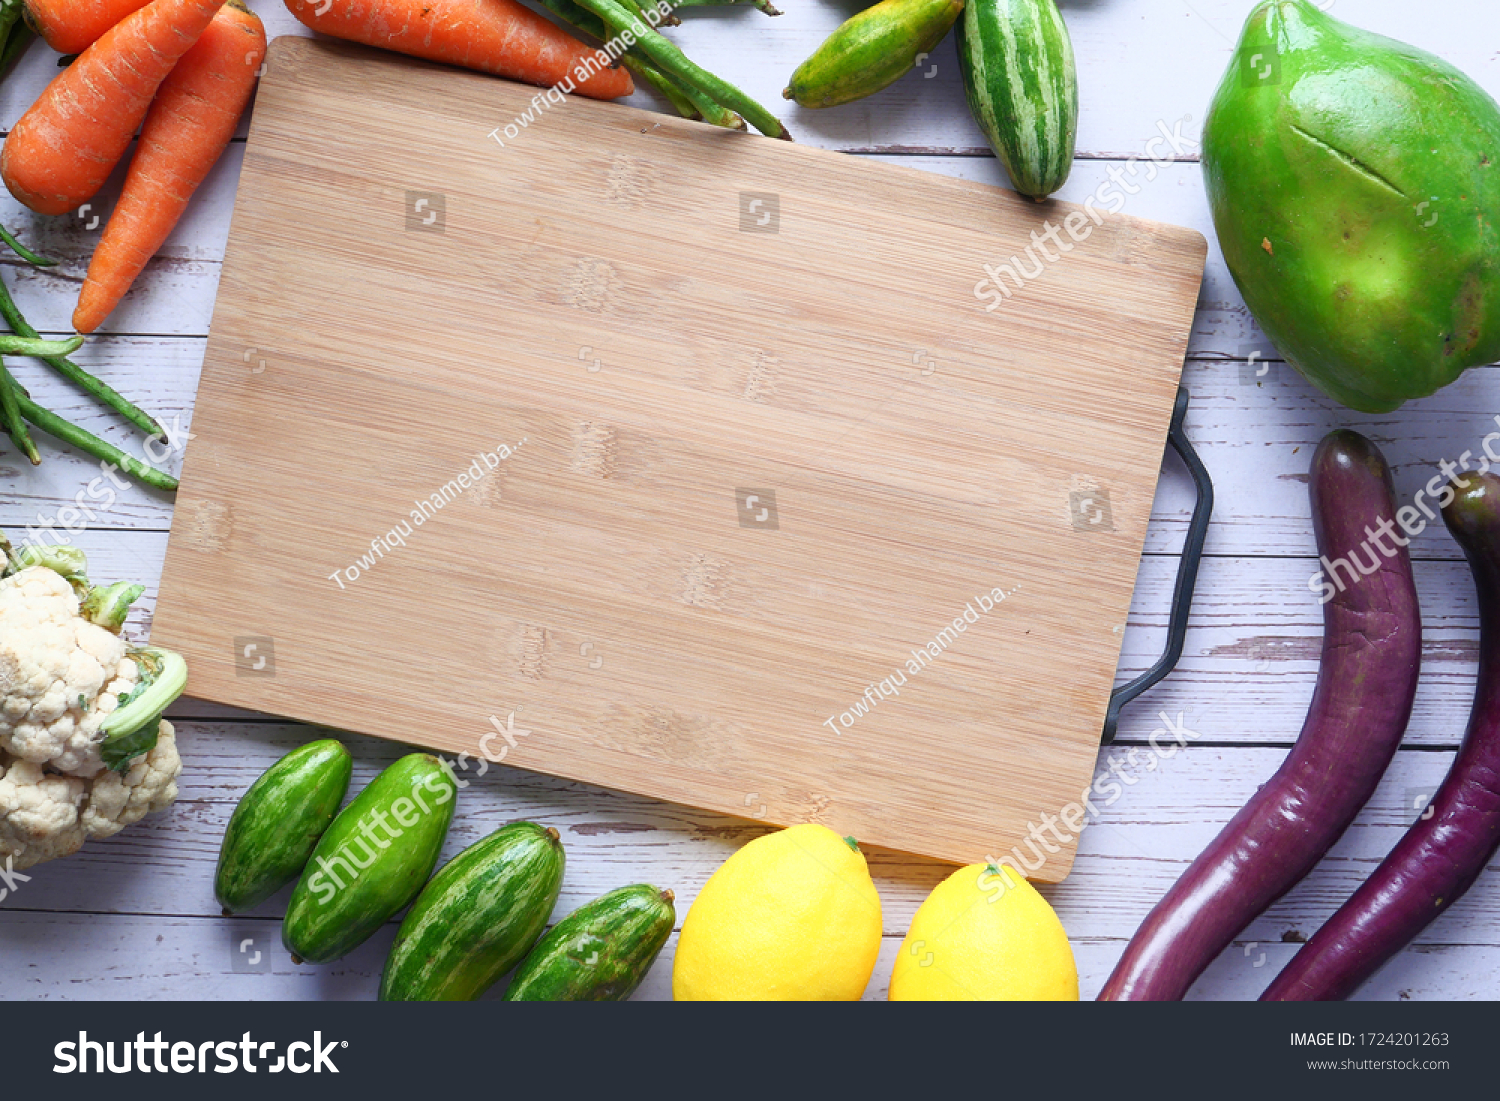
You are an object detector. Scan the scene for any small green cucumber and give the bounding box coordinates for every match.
[282,753,456,964]
[957,0,1078,198]
[380,821,566,1001]
[784,0,964,109]
[505,884,676,1001]
[215,738,352,914]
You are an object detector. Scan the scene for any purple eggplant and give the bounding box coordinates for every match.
[1262,471,1500,1000]
[1099,430,1421,1001]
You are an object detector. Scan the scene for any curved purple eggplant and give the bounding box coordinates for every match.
[1262,471,1500,1000]
[1099,430,1421,1001]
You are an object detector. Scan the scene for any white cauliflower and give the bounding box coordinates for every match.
[0,537,188,872]
[0,756,86,869]
[82,721,181,839]
[1,566,140,776]
[0,723,179,870]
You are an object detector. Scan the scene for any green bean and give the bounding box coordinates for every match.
[627,56,744,129]
[619,0,678,28]
[0,224,57,267]
[623,55,700,118]
[0,333,82,356]
[16,393,179,490]
[671,76,745,128]
[536,0,754,129]
[536,0,608,39]
[0,275,165,438]
[670,0,780,13]
[0,362,37,464]
[618,30,742,127]
[535,0,692,115]
[574,0,790,138]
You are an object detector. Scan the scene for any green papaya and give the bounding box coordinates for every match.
[1203,0,1500,413]
[783,0,964,110]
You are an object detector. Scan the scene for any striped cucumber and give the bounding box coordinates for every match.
[957,0,1077,199]
[506,884,676,1001]
[380,822,566,1001]
[282,754,456,964]
[214,738,352,914]
[783,0,964,109]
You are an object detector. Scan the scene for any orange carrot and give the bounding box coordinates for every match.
[73,0,263,334]
[284,0,634,100]
[1,0,227,216]
[24,0,152,55]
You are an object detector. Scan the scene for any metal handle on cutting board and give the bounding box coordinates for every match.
[1101,385,1213,745]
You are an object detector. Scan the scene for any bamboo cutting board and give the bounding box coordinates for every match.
[152,37,1205,876]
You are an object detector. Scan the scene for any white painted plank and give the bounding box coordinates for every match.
[0,336,197,521]
[1116,555,1483,750]
[1,729,1496,1000]
[4,724,1496,943]
[2,909,1496,1001]
[0,148,236,337]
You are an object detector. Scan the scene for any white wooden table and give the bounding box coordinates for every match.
[2,0,1497,1001]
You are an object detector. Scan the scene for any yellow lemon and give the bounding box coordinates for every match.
[673,824,882,1000]
[890,863,1077,1000]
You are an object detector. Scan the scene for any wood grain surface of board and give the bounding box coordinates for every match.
[151,36,1206,876]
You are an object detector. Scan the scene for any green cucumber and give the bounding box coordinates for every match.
[380,821,566,1001]
[505,884,676,1001]
[957,0,1078,199]
[282,753,456,964]
[214,738,353,914]
[784,0,964,109]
